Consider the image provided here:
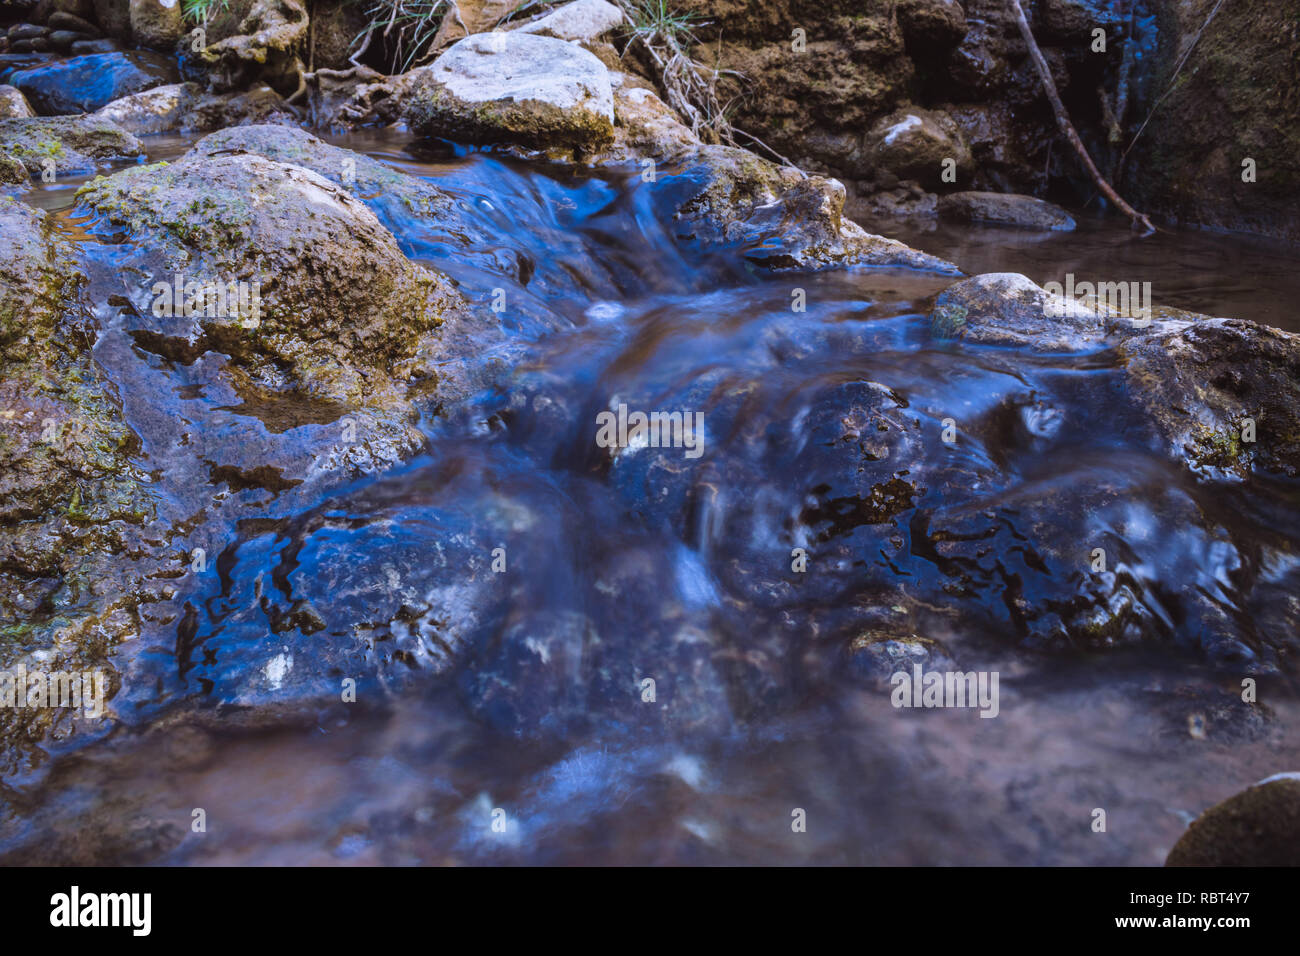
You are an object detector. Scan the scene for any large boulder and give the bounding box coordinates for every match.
[0,114,143,175]
[863,107,972,187]
[74,148,464,417]
[1167,775,1300,866]
[938,191,1076,231]
[180,125,563,396]
[127,0,183,51]
[0,84,34,118]
[7,50,178,114]
[1120,319,1300,481]
[407,32,615,155]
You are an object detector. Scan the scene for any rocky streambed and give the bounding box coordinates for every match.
[0,5,1298,865]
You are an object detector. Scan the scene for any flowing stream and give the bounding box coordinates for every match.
[3,130,1299,865]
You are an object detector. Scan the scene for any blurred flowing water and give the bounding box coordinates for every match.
[3,130,1299,865]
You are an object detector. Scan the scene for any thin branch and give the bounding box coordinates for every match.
[1009,0,1155,235]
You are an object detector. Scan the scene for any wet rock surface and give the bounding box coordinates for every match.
[938,190,1076,231]
[74,141,466,419]
[659,145,959,273]
[0,113,142,173]
[5,49,177,113]
[1121,319,1300,481]
[0,15,1298,865]
[0,196,156,773]
[91,82,295,135]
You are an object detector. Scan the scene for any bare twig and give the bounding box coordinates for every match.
[730,126,804,174]
[1120,0,1227,165]
[349,25,374,67]
[1009,0,1155,235]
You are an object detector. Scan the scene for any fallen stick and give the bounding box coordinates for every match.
[1009,0,1155,236]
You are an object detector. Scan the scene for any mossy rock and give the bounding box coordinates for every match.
[0,151,28,185]
[1120,318,1300,480]
[0,115,143,176]
[0,197,157,771]
[75,148,465,408]
[190,124,457,219]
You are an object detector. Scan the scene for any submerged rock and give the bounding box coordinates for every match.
[407,32,616,155]
[1167,775,1300,866]
[864,107,972,187]
[0,114,143,175]
[938,190,1076,231]
[7,50,178,114]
